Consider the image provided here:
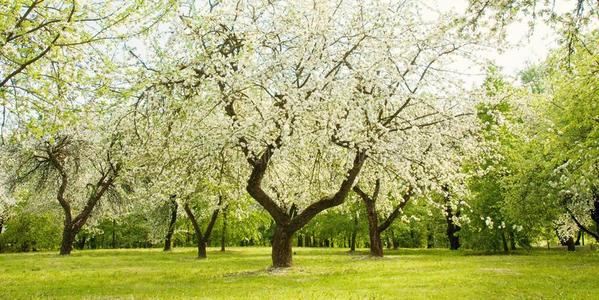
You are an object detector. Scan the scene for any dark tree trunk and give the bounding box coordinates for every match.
[48,140,119,256]
[391,230,399,250]
[349,217,358,253]
[60,224,75,255]
[427,229,434,249]
[354,181,412,257]
[574,231,582,246]
[76,235,87,250]
[164,198,178,251]
[509,230,517,250]
[238,141,367,267]
[501,230,509,252]
[198,240,207,258]
[111,219,117,249]
[183,201,220,259]
[271,225,293,268]
[444,192,461,250]
[364,199,383,257]
[566,236,575,251]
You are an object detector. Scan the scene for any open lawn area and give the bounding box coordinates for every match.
[1,247,598,299]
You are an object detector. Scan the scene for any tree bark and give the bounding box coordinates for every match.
[271,225,293,268]
[242,148,366,267]
[47,139,119,256]
[60,224,75,255]
[566,236,575,251]
[164,198,178,251]
[350,216,357,253]
[76,235,87,250]
[198,240,207,258]
[364,200,383,257]
[183,201,220,259]
[354,182,411,257]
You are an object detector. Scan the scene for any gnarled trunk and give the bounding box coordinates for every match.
[364,200,383,257]
[272,225,293,268]
[60,223,75,255]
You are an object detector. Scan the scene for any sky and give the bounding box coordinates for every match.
[421,0,569,88]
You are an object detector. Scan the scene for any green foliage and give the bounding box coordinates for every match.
[0,210,61,253]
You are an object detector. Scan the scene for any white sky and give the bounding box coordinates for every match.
[425,0,578,87]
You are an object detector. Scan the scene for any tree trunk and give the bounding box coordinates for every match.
[445,201,461,250]
[60,224,75,255]
[76,235,87,250]
[183,202,220,259]
[164,199,178,251]
[365,200,383,257]
[566,236,575,251]
[198,240,207,258]
[391,230,399,250]
[509,230,517,250]
[271,225,293,268]
[350,230,357,253]
[574,231,582,246]
[501,230,509,252]
[220,206,227,252]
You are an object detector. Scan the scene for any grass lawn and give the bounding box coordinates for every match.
[1,247,598,299]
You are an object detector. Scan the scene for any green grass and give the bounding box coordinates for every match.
[1,247,598,299]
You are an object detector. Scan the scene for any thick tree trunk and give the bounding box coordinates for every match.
[566,236,575,251]
[271,225,293,268]
[60,224,75,255]
[198,240,207,258]
[164,199,178,251]
[365,201,383,257]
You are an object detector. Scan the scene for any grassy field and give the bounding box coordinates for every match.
[1,247,599,299]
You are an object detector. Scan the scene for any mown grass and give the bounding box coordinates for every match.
[1,247,598,299]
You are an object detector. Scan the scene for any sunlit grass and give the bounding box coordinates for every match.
[1,247,598,299]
